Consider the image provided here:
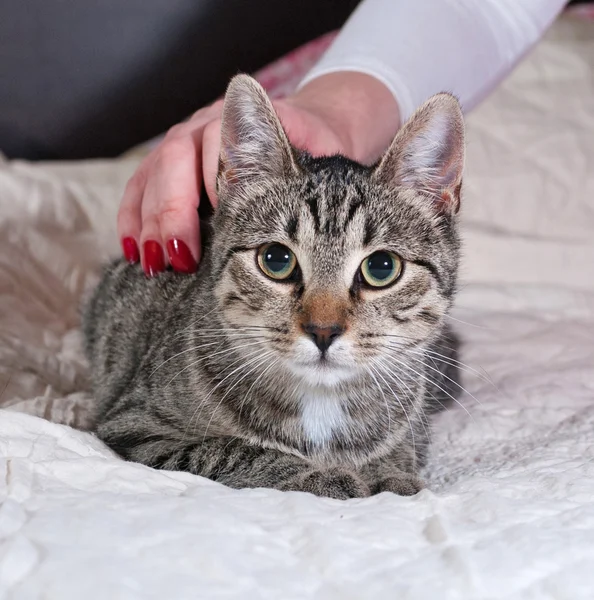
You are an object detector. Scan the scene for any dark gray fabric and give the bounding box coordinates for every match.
[1,0,358,160]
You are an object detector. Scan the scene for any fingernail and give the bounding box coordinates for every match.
[143,240,165,277]
[121,237,140,263]
[166,238,197,274]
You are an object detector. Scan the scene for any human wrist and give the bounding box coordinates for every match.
[292,71,401,163]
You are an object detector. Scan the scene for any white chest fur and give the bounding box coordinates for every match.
[299,391,347,446]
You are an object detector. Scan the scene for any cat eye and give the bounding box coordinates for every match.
[257,243,298,281]
[360,251,403,288]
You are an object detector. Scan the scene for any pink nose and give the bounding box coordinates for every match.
[301,323,345,353]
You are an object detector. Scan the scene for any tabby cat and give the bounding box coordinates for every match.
[83,75,463,499]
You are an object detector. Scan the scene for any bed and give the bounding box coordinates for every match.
[1,14,593,599]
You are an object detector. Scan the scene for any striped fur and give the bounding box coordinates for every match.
[83,76,464,499]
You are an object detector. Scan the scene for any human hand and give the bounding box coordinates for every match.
[117,72,400,276]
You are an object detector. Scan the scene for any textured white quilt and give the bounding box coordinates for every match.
[1,16,593,600]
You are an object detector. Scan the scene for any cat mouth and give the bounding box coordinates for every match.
[288,357,358,386]
[294,354,339,369]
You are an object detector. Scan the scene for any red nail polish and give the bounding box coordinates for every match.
[166,238,197,274]
[122,237,140,263]
[143,240,165,277]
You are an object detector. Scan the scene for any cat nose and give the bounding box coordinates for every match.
[302,323,345,353]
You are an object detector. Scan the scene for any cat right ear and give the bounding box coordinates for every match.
[373,93,465,214]
[217,74,298,194]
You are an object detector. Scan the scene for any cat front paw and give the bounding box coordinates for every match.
[372,473,424,496]
[284,467,371,500]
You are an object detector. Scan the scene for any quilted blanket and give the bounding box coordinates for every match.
[1,15,593,600]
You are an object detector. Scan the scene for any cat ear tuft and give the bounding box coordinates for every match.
[218,74,297,192]
[373,93,465,214]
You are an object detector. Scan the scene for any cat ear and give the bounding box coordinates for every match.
[373,93,465,213]
[217,74,297,192]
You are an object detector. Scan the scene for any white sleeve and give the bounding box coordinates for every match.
[298,0,567,121]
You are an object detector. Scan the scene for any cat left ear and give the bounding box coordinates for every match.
[218,74,298,193]
[373,93,465,214]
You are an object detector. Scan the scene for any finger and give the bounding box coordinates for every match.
[140,134,202,276]
[117,153,153,263]
[202,118,222,207]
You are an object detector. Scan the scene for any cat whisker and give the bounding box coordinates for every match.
[164,339,270,389]
[178,345,272,448]
[365,332,421,345]
[412,348,496,388]
[172,328,277,342]
[370,356,431,443]
[190,349,274,439]
[374,352,451,415]
[377,347,475,422]
[171,305,220,338]
[174,329,270,338]
[170,323,274,342]
[237,357,281,425]
[149,341,223,378]
[393,347,484,407]
[150,333,272,378]
[191,326,280,332]
[444,314,490,330]
[186,333,270,340]
[364,365,396,445]
[200,350,277,442]
[375,333,462,357]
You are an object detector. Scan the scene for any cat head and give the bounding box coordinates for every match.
[209,75,464,388]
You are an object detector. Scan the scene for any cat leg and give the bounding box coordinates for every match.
[99,426,369,499]
[359,450,424,496]
[279,466,370,500]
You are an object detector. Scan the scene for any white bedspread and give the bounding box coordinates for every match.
[1,16,593,600]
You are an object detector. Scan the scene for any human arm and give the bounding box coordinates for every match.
[118,0,567,275]
[300,0,567,121]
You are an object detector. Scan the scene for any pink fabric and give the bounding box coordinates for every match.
[253,32,338,98]
[567,4,594,19]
